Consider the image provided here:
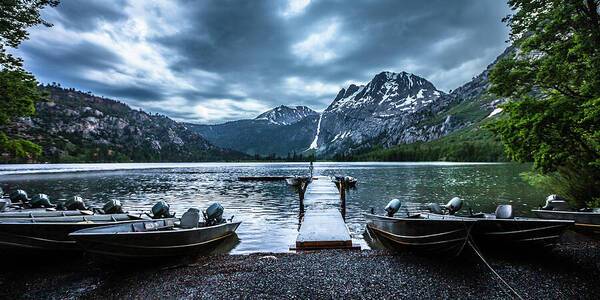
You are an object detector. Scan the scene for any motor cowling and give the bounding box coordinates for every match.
[9,190,28,203]
[102,199,123,214]
[541,194,570,211]
[151,200,172,219]
[63,196,87,210]
[204,202,224,225]
[445,197,463,215]
[30,194,54,208]
[384,199,402,217]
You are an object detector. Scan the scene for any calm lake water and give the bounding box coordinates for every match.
[0,162,544,254]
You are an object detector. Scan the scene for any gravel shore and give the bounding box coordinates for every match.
[1,231,599,299]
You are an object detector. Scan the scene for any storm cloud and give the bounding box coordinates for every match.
[16,0,511,124]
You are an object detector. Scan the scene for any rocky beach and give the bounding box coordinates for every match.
[2,231,599,300]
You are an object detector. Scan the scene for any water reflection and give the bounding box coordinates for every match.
[0,162,542,253]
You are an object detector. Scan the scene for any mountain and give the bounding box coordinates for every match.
[1,86,247,162]
[255,105,318,125]
[313,71,450,155]
[188,105,319,156]
[190,48,511,160]
[349,47,514,161]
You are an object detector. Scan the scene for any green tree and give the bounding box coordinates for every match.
[489,0,600,207]
[0,0,59,161]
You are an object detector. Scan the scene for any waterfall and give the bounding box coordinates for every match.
[307,113,322,150]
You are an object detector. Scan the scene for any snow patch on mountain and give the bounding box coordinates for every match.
[255,105,318,125]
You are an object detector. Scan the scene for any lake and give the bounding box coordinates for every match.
[0,162,544,254]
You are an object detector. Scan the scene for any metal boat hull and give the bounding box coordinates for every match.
[469,217,573,248]
[70,221,242,258]
[0,214,142,251]
[532,209,600,228]
[0,209,92,218]
[364,214,474,257]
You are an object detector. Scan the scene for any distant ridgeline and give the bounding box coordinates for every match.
[0,85,248,163]
[189,48,513,162]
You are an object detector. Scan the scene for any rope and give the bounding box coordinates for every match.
[467,237,524,300]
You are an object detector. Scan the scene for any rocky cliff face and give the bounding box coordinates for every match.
[312,71,448,154]
[311,48,512,156]
[3,86,245,162]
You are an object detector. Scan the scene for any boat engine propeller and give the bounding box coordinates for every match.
[151,200,174,218]
[203,202,224,226]
[384,199,402,217]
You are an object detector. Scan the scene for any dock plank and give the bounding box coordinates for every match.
[294,176,356,250]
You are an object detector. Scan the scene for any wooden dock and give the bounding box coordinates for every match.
[292,176,358,250]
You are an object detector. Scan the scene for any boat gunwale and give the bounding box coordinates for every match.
[0,216,143,226]
[363,213,477,223]
[531,209,600,216]
[69,220,242,236]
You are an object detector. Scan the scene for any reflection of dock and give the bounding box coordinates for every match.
[292,176,358,250]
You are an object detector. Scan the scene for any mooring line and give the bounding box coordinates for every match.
[467,237,524,300]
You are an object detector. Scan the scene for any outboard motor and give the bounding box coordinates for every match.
[541,194,570,211]
[30,194,54,208]
[9,189,28,203]
[151,200,173,219]
[444,197,463,215]
[204,202,224,226]
[384,199,402,217]
[63,196,87,210]
[101,199,123,214]
[495,204,514,219]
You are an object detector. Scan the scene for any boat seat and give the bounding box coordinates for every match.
[428,203,443,214]
[180,208,200,229]
[495,205,514,219]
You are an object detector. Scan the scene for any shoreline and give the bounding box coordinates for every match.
[1,231,598,299]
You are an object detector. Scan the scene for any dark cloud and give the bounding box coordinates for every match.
[51,0,128,31]
[18,0,511,124]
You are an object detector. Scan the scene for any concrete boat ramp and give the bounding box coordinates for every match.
[292,176,359,250]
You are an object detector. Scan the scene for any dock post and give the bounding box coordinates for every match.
[340,180,346,219]
[299,180,306,212]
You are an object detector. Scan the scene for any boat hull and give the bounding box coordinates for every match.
[364,214,474,257]
[0,215,142,251]
[70,221,242,258]
[532,209,600,228]
[470,218,573,248]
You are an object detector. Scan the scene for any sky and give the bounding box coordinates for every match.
[16,0,511,124]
